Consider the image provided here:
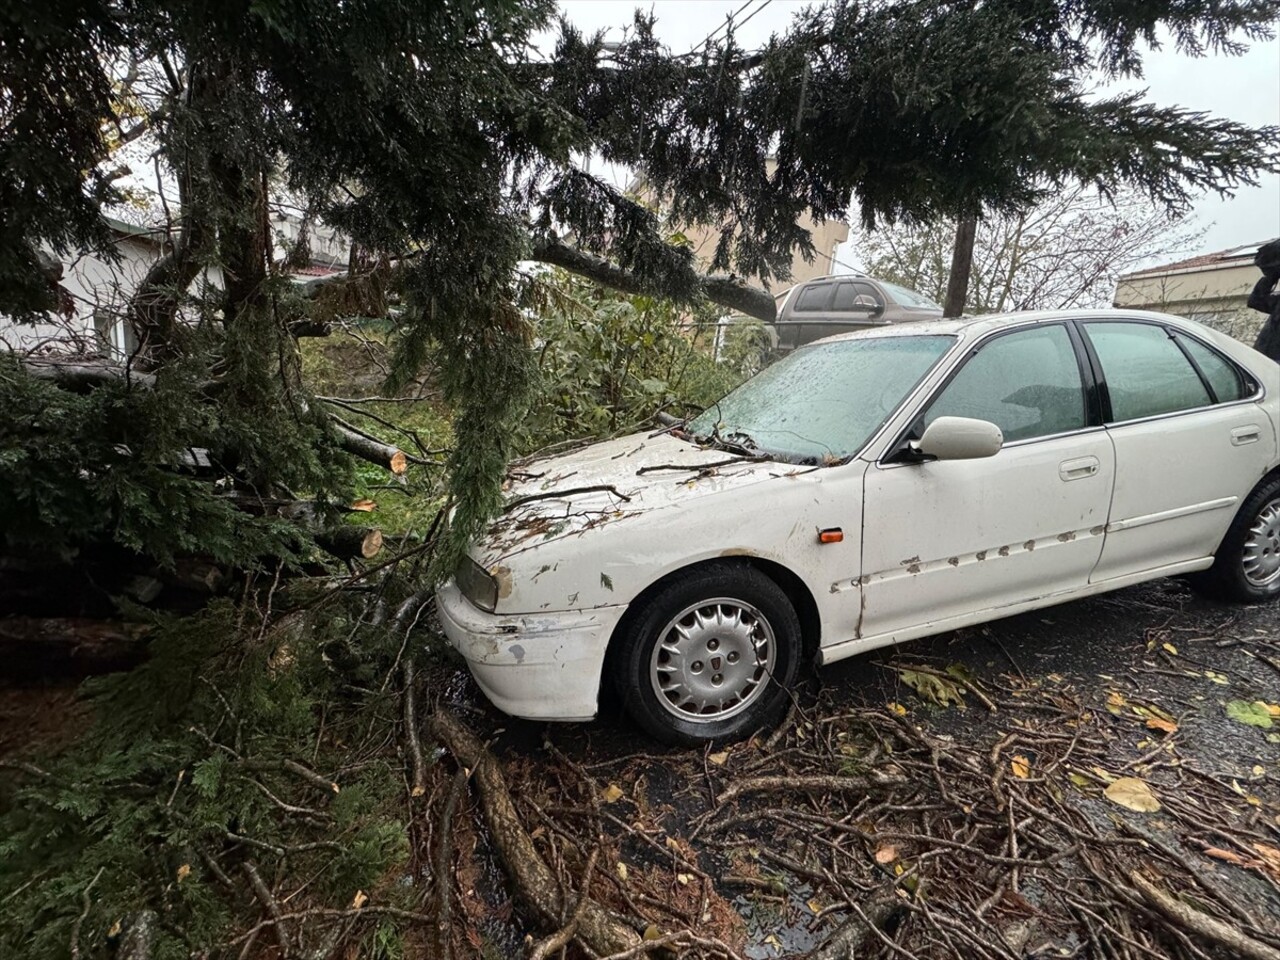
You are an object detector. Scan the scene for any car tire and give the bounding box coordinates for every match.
[608,563,801,746]
[1189,473,1280,603]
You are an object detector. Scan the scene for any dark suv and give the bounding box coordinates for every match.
[771,275,943,353]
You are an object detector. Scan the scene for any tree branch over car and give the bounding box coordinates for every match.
[1,0,1277,562]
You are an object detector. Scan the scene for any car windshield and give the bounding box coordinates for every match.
[881,281,941,309]
[686,335,954,463]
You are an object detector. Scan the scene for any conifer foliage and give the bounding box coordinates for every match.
[1,0,1277,563]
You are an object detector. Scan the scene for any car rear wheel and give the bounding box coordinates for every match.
[609,564,801,745]
[1190,474,1280,603]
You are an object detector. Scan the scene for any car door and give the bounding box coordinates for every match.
[859,322,1116,641]
[1081,319,1276,582]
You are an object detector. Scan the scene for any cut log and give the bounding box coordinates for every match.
[332,419,408,474]
[158,559,228,595]
[428,710,642,957]
[23,359,156,392]
[316,526,383,560]
[0,618,151,676]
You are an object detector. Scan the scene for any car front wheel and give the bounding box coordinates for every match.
[1191,474,1280,603]
[609,563,801,745]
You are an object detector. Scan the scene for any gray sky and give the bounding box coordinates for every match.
[552,0,1280,267]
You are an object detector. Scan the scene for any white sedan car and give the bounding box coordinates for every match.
[438,310,1280,744]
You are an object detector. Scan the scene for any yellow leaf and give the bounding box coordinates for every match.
[1266,703,1280,717]
[411,784,425,797]
[107,920,122,938]
[601,783,625,804]
[874,844,899,864]
[616,862,628,882]
[1104,777,1161,813]
[665,836,681,853]
[1069,772,1091,788]
[1204,670,1229,685]
[676,873,691,886]
[807,898,823,914]
[763,933,782,948]
[1253,765,1266,777]
[176,863,191,883]
[1162,642,1178,656]
[1011,755,1031,779]
[643,924,662,941]
[1146,716,1178,735]
[351,890,368,909]
[1106,691,1127,715]
[887,701,907,716]
[708,750,729,766]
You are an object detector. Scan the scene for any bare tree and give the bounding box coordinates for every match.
[852,186,1204,314]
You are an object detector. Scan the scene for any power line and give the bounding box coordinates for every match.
[686,0,771,57]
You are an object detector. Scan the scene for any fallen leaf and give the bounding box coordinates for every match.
[1162,642,1178,656]
[1204,670,1230,685]
[1011,755,1031,779]
[616,862,628,882]
[1225,700,1274,729]
[1253,765,1266,777]
[676,873,691,886]
[1106,691,1127,715]
[1145,716,1178,735]
[351,890,368,909]
[643,924,663,941]
[411,784,425,798]
[763,933,782,948]
[1068,772,1091,788]
[176,863,191,883]
[807,898,823,914]
[874,844,899,865]
[665,836,682,853]
[601,783,625,804]
[1104,777,1161,813]
[886,701,907,716]
[107,920,122,938]
[897,668,965,708]
[708,750,729,766]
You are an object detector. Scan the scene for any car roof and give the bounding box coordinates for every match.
[810,308,1208,345]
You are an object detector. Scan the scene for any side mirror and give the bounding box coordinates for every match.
[913,416,1003,460]
[852,294,881,315]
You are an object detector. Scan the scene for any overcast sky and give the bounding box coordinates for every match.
[550,0,1280,269]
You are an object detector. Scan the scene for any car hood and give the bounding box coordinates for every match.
[477,430,792,564]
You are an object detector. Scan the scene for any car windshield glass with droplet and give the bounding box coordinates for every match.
[687,335,954,463]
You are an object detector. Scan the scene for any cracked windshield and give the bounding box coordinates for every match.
[687,335,954,462]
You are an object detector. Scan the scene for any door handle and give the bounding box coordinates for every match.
[1231,425,1261,446]
[1059,456,1100,481]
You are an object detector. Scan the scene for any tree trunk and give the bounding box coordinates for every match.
[315,526,383,560]
[531,237,778,323]
[943,216,978,317]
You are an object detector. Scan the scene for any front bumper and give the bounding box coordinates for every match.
[435,580,627,721]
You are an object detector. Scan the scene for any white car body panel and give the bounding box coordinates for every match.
[437,309,1280,722]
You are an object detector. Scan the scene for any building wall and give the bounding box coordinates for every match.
[1114,260,1265,343]
[679,212,850,293]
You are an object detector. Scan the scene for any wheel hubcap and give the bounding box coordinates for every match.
[649,599,775,722]
[1242,497,1280,586]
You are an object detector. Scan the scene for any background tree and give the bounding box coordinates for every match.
[851,185,1205,314]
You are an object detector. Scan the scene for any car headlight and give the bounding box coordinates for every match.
[456,557,498,613]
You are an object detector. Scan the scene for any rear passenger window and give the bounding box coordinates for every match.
[1175,333,1248,402]
[794,284,832,312]
[922,325,1086,442]
[830,282,858,311]
[1085,322,1211,421]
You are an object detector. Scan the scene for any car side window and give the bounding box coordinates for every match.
[921,325,1086,443]
[1174,333,1248,403]
[794,284,832,312]
[1085,322,1211,421]
[830,282,858,311]
[853,281,884,307]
